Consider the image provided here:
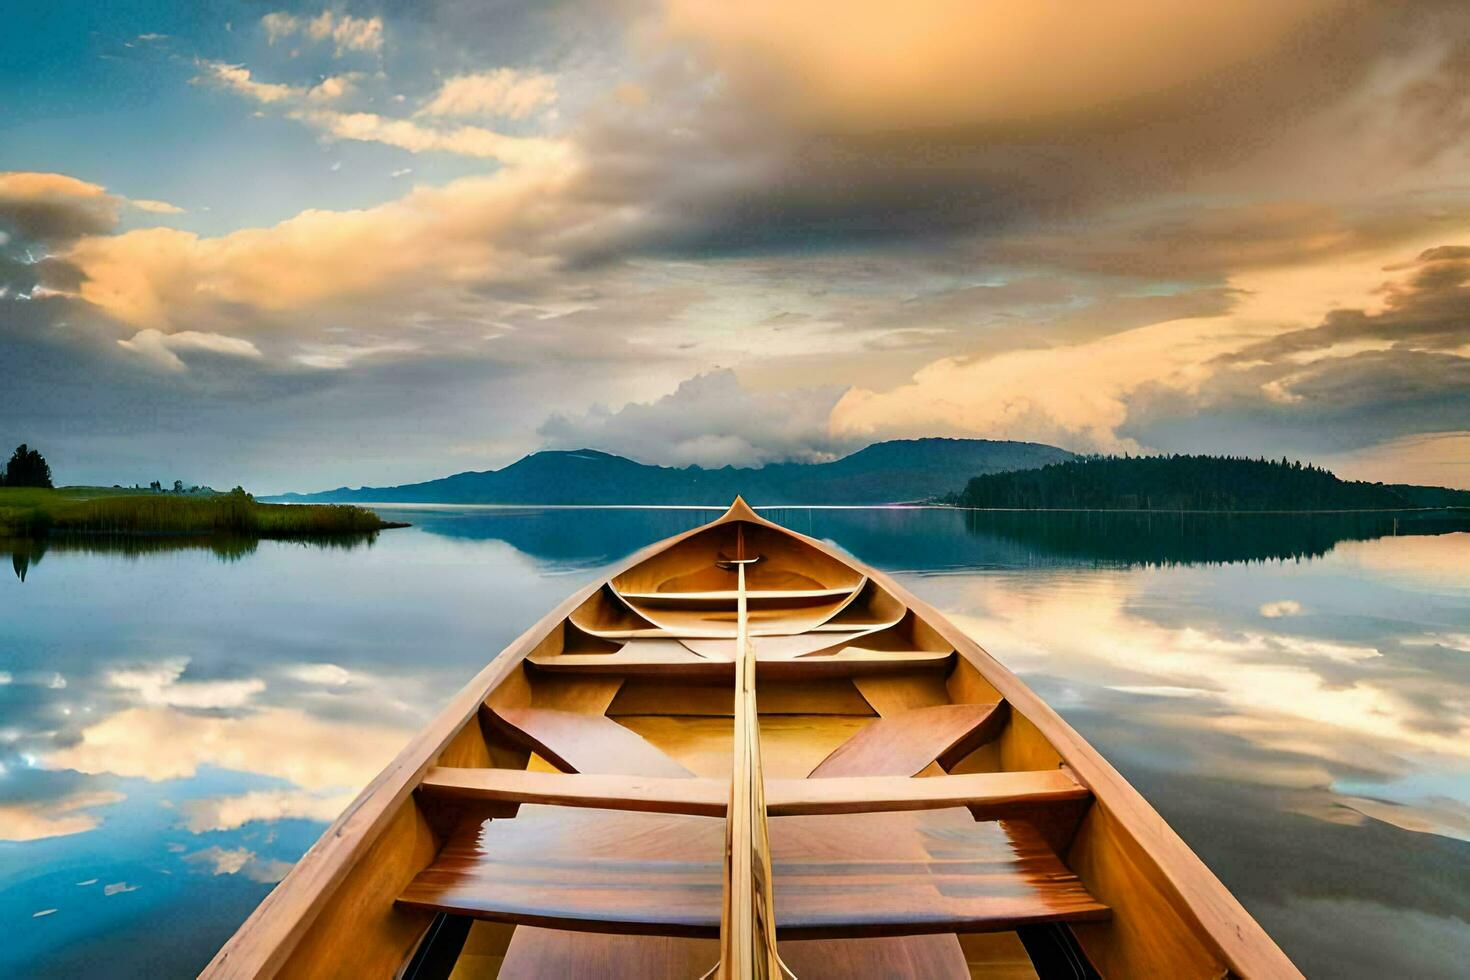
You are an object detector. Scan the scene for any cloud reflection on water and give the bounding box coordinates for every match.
[0,510,1465,977]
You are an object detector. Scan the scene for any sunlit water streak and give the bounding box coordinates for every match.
[1,507,1466,977]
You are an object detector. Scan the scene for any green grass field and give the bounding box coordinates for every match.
[0,486,403,538]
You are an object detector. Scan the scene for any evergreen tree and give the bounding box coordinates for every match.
[3,444,53,488]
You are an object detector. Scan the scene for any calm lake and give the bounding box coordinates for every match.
[2,506,1468,977]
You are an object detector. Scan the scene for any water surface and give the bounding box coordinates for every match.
[2,507,1467,977]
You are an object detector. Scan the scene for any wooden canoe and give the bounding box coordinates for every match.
[203,499,1300,979]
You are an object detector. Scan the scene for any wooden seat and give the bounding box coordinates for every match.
[808,702,1006,778]
[482,705,695,778]
[398,806,1108,938]
[496,930,970,979]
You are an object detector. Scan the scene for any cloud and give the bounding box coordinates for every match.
[831,313,1223,453]
[131,198,185,215]
[832,240,1470,463]
[186,845,252,875]
[192,57,553,164]
[105,658,265,709]
[44,705,408,788]
[663,0,1337,132]
[539,368,853,466]
[960,572,1470,761]
[1115,246,1470,461]
[305,73,358,103]
[419,69,557,120]
[1317,431,1470,488]
[286,108,565,165]
[986,201,1470,280]
[194,60,298,104]
[1224,246,1470,364]
[193,60,356,105]
[262,10,383,55]
[244,858,294,883]
[0,172,119,243]
[1261,600,1304,618]
[0,790,125,842]
[284,663,352,686]
[56,164,581,331]
[11,3,1470,491]
[179,788,355,832]
[117,329,264,372]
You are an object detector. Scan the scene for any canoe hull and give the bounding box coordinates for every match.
[203,502,1299,979]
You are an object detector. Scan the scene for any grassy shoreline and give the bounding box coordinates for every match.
[0,487,407,538]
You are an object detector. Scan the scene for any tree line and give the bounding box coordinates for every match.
[1,444,213,494]
[947,454,1418,511]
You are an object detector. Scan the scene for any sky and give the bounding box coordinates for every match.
[1,0,1467,492]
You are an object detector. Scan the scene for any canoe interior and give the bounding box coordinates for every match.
[203,500,1298,980]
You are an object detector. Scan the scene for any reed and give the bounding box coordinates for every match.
[0,487,402,538]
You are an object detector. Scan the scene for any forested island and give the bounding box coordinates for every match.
[0,445,403,539]
[946,455,1470,511]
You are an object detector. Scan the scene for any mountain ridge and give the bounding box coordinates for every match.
[265,438,1075,506]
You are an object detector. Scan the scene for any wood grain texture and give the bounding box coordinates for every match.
[266,800,438,978]
[717,555,784,977]
[492,931,969,980]
[616,714,872,779]
[957,932,1039,980]
[853,672,953,715]
[779,936,969,979]
[1065,802,1230,980]
[418,767,1091,820]
[606,677,873,717]
[681,631,872,661]
[528,675,624,714]
[420,767,728,815]
[485,705,695,778]
[529,646,953,677]
[446,920,514,980]
[498,929,720,979]
[807,702,1003,778]
[397,806,1108,939]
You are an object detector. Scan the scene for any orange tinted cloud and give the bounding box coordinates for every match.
[663,0,1338,131]
[60,164,580,330]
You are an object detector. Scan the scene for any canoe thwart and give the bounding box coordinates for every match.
[418,767,1091,820]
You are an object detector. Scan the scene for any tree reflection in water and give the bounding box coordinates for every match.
[3,532,382,581]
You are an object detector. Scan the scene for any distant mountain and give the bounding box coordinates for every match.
[267,438,1074,506]
[948,454,1469,511]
